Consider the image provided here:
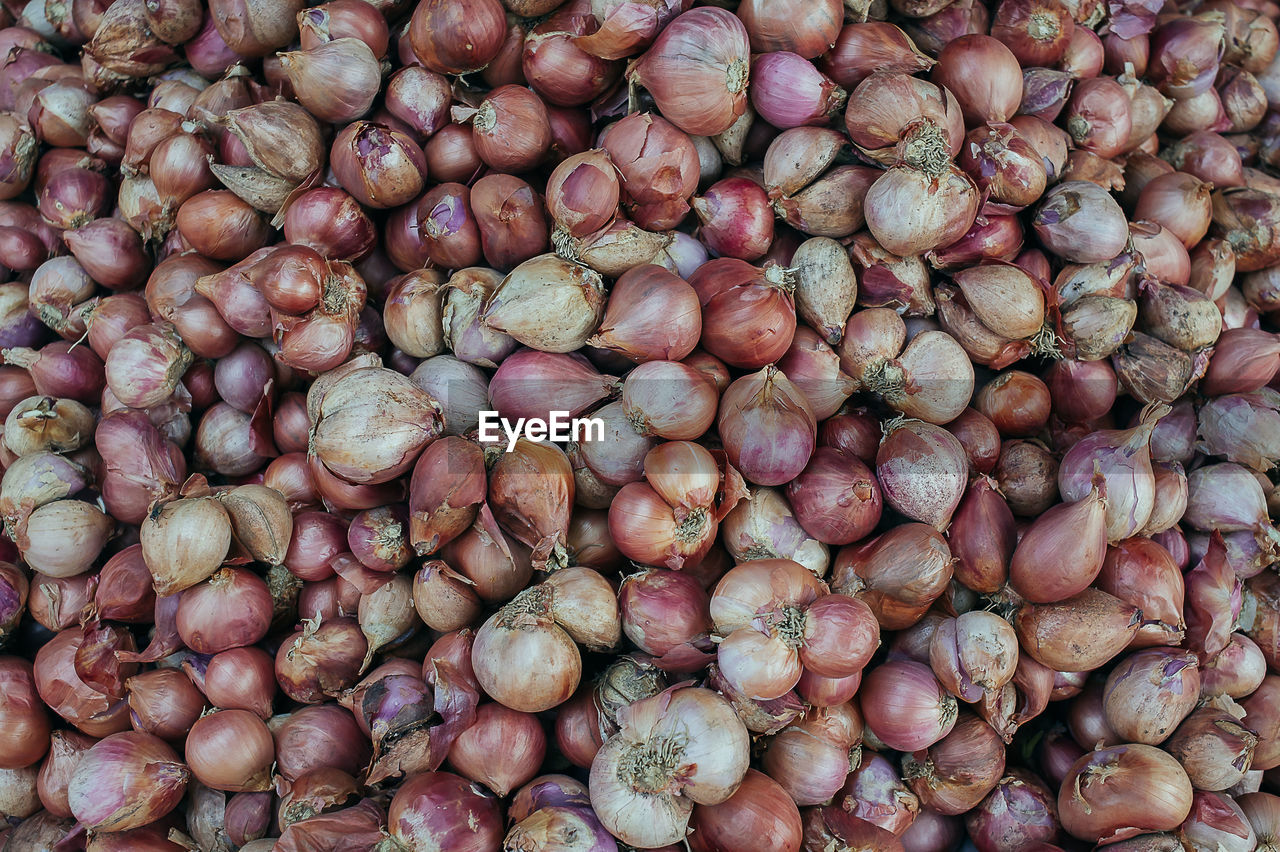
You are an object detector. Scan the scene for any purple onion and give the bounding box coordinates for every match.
[1059,404,1163,541]
[347,504,413,572]
[488,349,618,425]
[408,355,491,436]
[214,341,276,414]
[1184,463,1280,549]
[1148,398,1197,463]
[0,282,48,349]
[1196,390,1280,473]
[575,400,656,488]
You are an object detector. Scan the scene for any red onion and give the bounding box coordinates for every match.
[626,8,750,137]
[384,771,502,852]
[861,660,959,752]
[877,418,968,531]
[718,365,816,487]
[68,732,188,831]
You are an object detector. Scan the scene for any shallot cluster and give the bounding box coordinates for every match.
[0,0,1279,850]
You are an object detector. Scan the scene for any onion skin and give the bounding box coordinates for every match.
[831,523,954,630]
[904,714,1007,815]
[966,768,1061,850]
[0,658,50,769]
[67,731,189,832]
[687,769,803,852]
[384,771,503,852]
[947,477,1016,594]
[1102,648,1201,745]
[718,365,815,487]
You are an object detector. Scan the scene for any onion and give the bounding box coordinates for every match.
[1058,743,1194,844]
[966,769,1062,851]
[0,658,50,770]
[1015,588,1142,672]
[272,704,370,783]
[473,584,582,713]
[832,522,954,630]
[140,495,232,596]
[861,660,958,752]
[865,165,980,257]
[930,611,1020,704]
[761,702,862,807]
[203,647,275,720]
[829,751,917,838]
[1180,790,1257,852]
[1034,180,1130,262]
[626,8,750,137]
[384,771,502,852]
[274,616,367,704]
[876,418,967,531]
[848,325,976,425]
[124,666,204,742]
[721,485,829,578]
[1186,533,1246,662]
[1102,648,1200,745]
[687,768,803,852]
[941,480,1014,600]
[784,446,881,546]
[489,439,574,570]
[1096,536,1186,647]
[483,254,606,355]
[1185,463,1280,552]
[1166,706,1260,792]
[693,176,774,261]
[618,569,711,672]
[589,685,749,848]
[448,702,546,798]
[903,714,1007,815]
[68,732,188,832]
[175,567,271,654]
[718,366,815,487]
[1009,475,1107,602]
[587,265,701,364]
[690,258,797,370]
[185,709,273,793]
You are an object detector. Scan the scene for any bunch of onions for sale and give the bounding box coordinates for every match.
[2,0,1280,849]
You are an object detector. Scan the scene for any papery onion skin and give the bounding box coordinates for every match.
[903,713,1007,815]
[0,658,50,769]
[1102,648,1201,745]
[1015,588,1143,672]
[876,418,967,532]
[473,587,581,713]
[1009,476,1108,603]
[718,365,816,487]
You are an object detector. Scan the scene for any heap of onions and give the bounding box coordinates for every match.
[0,0,1279,849]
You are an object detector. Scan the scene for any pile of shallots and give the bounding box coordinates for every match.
[1,0,1280,849]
